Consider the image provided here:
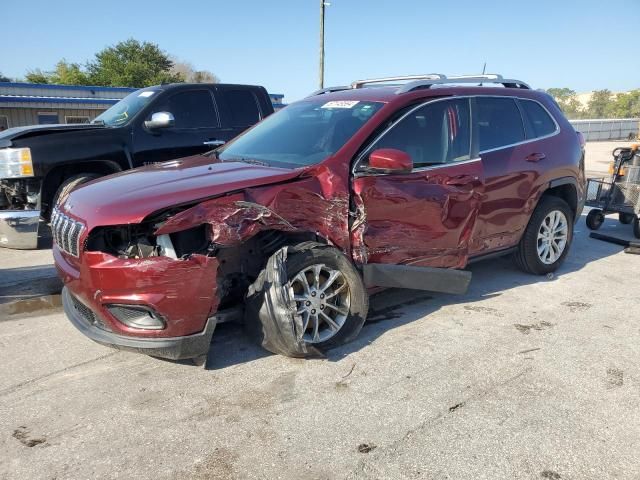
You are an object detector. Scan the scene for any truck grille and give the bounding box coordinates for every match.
[51,208,85,257]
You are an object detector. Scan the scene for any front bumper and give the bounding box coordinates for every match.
[63,287,218,359]
[0,209,40,249]
[54,245,222,359]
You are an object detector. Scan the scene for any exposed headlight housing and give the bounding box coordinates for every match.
[0,148,34,178]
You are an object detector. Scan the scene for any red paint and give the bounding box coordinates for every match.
[56,84,584,345]
[368,148,412,172]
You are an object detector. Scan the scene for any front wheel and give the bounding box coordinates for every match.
[633,216,640,239]
[514,196,574,275]
[245,244,368,357]
[586,209,605,230]
[52,173,101,208]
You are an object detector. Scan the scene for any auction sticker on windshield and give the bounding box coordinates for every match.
[321,101,359,109]
[138,91,155,98]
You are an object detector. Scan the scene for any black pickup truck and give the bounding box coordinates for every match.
[0,82,274,249]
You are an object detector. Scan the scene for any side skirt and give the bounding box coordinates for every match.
[362,263,472,295]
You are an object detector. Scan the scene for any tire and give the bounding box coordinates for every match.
[633,216,640,239]
[245,243,368,358]
[619,212,635,225]
[52,173,101,208]
[514,196,574,275]
[586,209,605,230]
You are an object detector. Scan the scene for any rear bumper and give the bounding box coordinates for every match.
[63,287,218,360]
[0,209,40,249]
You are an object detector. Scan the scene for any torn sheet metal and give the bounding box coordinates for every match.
[155,174,351,251]
[350,161,483,268]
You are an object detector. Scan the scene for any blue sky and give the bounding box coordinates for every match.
[3,0,639,102]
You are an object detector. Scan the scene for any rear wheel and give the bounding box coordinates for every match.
[245,244,368,357]
[52,173,100,208]
[619,212,635,225]
[514,196,574,275]
[586,209,605,230]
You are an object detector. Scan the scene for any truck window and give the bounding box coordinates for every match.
[224,90,261,127]
[154,90,218,129]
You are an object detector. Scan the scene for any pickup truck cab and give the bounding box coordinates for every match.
[53,74,586,364]
[0,83,273,249]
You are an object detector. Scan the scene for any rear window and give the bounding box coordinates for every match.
[476,97,525,152]
[520,99,557,138]
[224,90,261,127]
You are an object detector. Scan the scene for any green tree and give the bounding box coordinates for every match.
[87,39,182,87]
[51,60,90,85]
[0,72,10,82]
[587,89,614,118]
[546,88,584,119]
[25,69,51,84]
[608,90,640,118]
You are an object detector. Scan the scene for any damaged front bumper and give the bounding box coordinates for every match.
[55,246,221,360]
[0,209,40,249]
[63,287,218,359]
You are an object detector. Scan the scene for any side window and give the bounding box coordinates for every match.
[476,97,525,152]
[154,90,217,129]
[224,90,261,127]
[369,99,471,168]
[519,99,557,138]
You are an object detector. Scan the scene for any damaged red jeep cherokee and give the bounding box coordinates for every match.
[53,74,586,363]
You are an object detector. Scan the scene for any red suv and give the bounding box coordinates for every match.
[53,74,586,363]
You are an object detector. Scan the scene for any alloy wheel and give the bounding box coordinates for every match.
[289,264,351,343]
[537,210,569,265]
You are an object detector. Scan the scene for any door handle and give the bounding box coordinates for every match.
[445,174,478,186]
[525,153,546,162]
[204,140,225,147]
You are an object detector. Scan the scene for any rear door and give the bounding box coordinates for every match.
[131,88,220,165]
[214,86,265,143]
[470,96,558,255]
[351,98,484,269]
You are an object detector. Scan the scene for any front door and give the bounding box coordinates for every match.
[132,89,220,166]
[351,98,484,269]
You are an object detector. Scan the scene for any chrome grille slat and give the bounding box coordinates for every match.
[51,208,84,257]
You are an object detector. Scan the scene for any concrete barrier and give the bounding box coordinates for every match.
[570,118,639,141]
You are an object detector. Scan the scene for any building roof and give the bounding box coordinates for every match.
[0,82,135,108]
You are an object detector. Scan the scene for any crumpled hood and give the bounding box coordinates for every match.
[62,155,303,229]
[0,123,105,148]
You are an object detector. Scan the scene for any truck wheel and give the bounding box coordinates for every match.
[619,212,635,225]
[245,243,368,358]
[514,196,574,275]
[586,209,605,230]
[633,216,640,239]
[52,174,100,207]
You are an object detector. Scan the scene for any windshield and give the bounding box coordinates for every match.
[217,100,384,168]
[93,89,159,127]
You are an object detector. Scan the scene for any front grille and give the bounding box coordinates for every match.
[51,208,85,257]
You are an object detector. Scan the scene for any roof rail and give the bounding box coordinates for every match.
[395,74,531,94]
[350,74,445,89]
[307,85,350,97]
[306,73,530,98]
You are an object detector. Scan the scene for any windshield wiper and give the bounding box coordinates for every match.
[221,156,269,167]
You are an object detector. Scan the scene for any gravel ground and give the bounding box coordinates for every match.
[0,140,639,479]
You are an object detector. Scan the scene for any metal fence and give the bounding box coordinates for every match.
[570,118,640,141]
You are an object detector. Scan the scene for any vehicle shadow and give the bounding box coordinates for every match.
[200,211,627,370]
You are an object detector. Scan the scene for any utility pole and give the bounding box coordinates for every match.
[319,0,325,89]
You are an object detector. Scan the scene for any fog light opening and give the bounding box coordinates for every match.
[106,304,166,330]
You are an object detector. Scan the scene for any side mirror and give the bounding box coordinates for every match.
[367,148,412,173]
[144,111,175,130]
